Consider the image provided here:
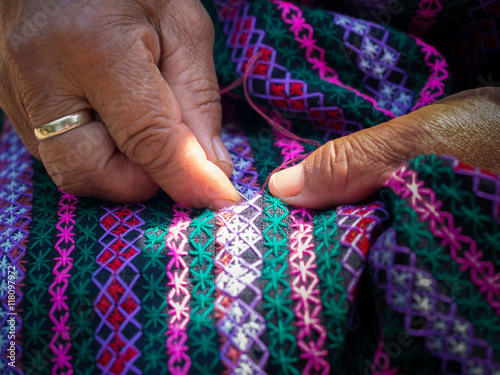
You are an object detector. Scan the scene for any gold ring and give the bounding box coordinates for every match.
[34,109,96,142]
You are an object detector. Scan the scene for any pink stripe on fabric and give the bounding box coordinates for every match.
[408,0,445,37]
[411,38,448,110]
[289,208,330,375]
[272,0,396,118]
[165,205,192,375]
[273,121,306,165]
[49,191,77,374]
[387,165,500,314]
[275,134,306,164]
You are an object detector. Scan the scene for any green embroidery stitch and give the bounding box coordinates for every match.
[69,197,101,375]
[261,195,299,374]
[137,224,170,373]
[21,160,58,375]
[381,161,500,353]
[313,210,350,363]
[187,209,221,374]
[410,156,500,266]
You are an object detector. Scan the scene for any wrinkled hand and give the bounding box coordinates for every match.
[269,88,500,209]
[0,0,240,208]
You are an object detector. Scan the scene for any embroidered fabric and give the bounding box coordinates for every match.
[0,1,499,374]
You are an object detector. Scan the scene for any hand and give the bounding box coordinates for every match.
[0,0,240,208]
[269,88,500,209]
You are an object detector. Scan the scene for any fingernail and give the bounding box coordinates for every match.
[270,163,305,198]
[212,135,233,170]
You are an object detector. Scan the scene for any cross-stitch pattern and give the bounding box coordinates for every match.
[49,192,77,374]
[93,205,145,374]
[0,0,498,374]
[0,126,31,375]
[214,195,268,374]
[165,205,192,375]
[370,228,500,374]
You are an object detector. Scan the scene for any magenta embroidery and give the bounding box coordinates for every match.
[272,0,397,118]
[289,208,330,375]
[387,165,500,314]
[451,159,500,223]
[165,205,192,375]
[216,1,365,142]
[275,136,305,164]
[409,0,446,37]
[412,38,449,110]
[49,191,77,374]
[370,228,499,372]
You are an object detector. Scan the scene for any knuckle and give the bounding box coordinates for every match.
[5,22,46,55]
[59,21,112,56]
[43,161,96,196]
[55,7,102,40]
[55,172,94,196]
[4,29,45,65]
[188,85,221,114]
[55,10,153,60]
[39,128,107,195]
[182,5,213,39]
[120,124,176,173]
[305,141,341,192]
[329,140,351,191]
[311,139,354,193]
[319,141,337,176]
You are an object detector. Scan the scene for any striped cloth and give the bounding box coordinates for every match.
[1,0,499,374]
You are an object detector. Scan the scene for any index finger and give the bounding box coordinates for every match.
[81,24,240,208]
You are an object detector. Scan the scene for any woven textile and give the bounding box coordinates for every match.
[1,0,499,374]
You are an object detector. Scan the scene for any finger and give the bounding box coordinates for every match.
[0,6,160,202]
[268,122,416,209]
[39,120,160,202]
[269,88,500,209]
[82,24,240,209]
[0,88,40,159]
[158,0,233,177]
[0,37,40,159]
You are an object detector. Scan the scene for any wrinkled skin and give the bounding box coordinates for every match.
[0,1,498,211]
[0,0,240,209]
[269,88,500,209]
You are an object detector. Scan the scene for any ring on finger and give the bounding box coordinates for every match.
[34,109,97,142]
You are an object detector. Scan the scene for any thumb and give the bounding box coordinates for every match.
[268,122,413,209]
[269,88,500,209]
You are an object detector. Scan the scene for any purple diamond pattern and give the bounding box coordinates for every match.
[369,228,500,374]
[332,13,414,116]
[450,158,500,224]
[93,205,145,374]
[0,122,32,374]
[217,2,364,142]
[221,125,260,198]
[336,203,389,300]
[214,194,268,374]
